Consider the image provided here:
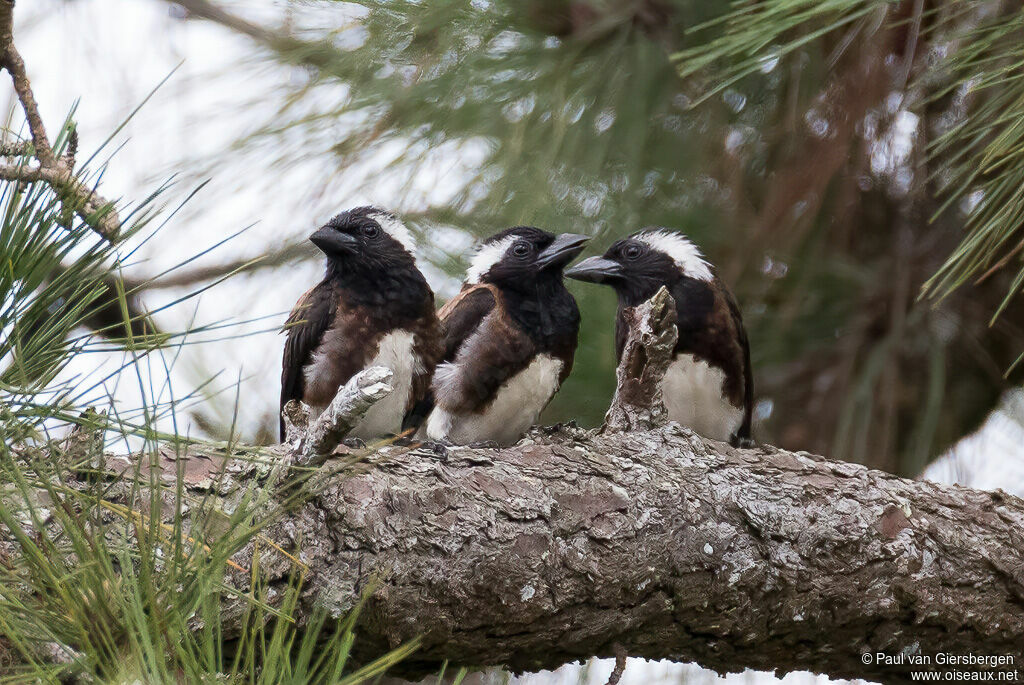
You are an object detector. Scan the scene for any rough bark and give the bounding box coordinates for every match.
[602,286,677,432]
[87,423,1024,684]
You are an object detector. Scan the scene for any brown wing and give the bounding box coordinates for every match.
[402,309,443,430]
[403,284,499,427]
[280,281,336,439]
[437,283,500,362]
[433,288,538,415]
[721,284,754,444]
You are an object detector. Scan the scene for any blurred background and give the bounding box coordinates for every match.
[7,0,1024,682]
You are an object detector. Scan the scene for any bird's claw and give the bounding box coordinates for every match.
[420,439,452,457]
[466,440,500,449]
[731,435,756,449]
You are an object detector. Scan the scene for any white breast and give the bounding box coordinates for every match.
[425,354,563,446]
[308,330,421,440]
[662,354,743,443]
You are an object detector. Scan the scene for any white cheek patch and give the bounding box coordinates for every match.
[466,236,515,283]
[366,209,416,253]
[637,229,713,282]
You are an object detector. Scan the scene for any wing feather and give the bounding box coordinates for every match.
[437,284,498,362]
[280,281,336,439]
[722,287,754,444]
[405,284,499,426]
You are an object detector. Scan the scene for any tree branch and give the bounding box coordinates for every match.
[0,162,120,237]
[11,293,1021,682]
[168,0,341,70]
[282,365,394,467]
[125,240,310,291]
[0,2,52,167]
[0,0,120,240]
[0,139,29,156]
[41,424,1024,684]
[602,286,677,432]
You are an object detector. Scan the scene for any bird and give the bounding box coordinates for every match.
[418,227,589,446]
[565,229,754,447]
[280,206,442,441]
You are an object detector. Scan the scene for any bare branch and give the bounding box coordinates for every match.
[0,0,121,240]
[602,286,678,432]
[0,1,11,49]
[605,644,628,685]
[0,1,53,167]
[166,0,346,71]
[133,241,310,291]
[283,366,394,467]
[170,0,278,46]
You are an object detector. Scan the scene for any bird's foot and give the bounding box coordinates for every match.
[730,434,756,449]
[465,439,501,449]
[420,439,452,457]
[342,437,367,449]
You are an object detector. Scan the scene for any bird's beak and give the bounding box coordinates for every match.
[309,227,359,256]
[564,256,624,284]
[536,233,590,270]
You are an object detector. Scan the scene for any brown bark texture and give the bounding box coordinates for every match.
[115,421,1024,684]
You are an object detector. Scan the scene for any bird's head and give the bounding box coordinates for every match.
[309,206,417,272]
[467,227,590,290]
[565,229,713,305]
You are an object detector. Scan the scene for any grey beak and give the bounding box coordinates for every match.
[310,227,358,256]
[564,256,624,284]
[536,233,590,270]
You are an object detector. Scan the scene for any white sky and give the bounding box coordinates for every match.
[19,0,479,440]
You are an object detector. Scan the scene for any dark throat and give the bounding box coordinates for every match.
[500,276,580,351]
[326,257,433,324]
[617,273,675,309]
[614,273,715,356]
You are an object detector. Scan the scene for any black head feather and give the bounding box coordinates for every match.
[469,226,589,290]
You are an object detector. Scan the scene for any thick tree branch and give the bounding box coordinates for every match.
[11,292,1021,683]
[54,425,1024,684]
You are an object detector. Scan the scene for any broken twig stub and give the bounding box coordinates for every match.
[282,365,394,467]
[602,286,678,432]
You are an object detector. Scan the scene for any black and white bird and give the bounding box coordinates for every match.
[419,228,589,446]
[280,207,442,441]
[565,229,754,446]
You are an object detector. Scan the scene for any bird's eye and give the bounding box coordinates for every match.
[512,242,531,258]
[361,224,381,239]
[624,244,643,260]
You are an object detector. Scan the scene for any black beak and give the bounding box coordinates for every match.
[536,233,590,271]
[310,227,358,256]
[564,256,624,284]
